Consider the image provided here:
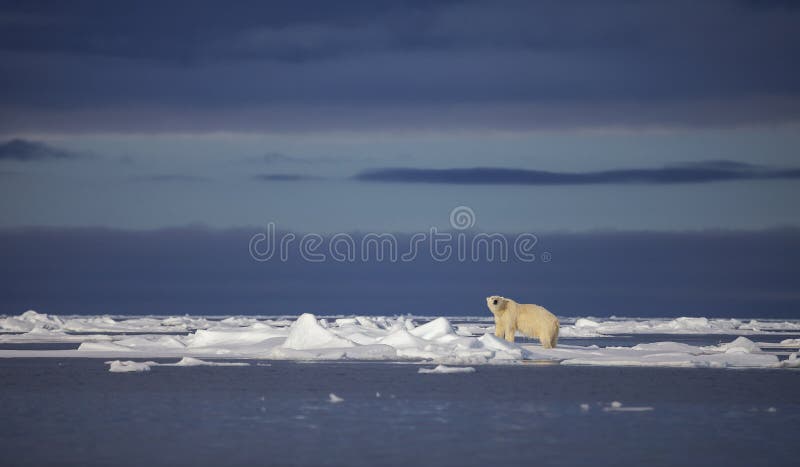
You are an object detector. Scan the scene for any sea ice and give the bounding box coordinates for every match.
[2,311,798,369]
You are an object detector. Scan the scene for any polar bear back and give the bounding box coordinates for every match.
[513,302,560,348]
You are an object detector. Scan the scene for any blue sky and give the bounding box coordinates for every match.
[1,1,799,316]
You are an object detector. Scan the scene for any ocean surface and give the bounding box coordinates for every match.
[2,357,799,467]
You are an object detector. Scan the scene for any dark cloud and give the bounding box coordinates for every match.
[355,161,800,186]
[0,0,799,131]
[252,173,321,182]
[0,139,82,161]
[253,152,340,165]
[132,174,210,183]
[1,226,798,317]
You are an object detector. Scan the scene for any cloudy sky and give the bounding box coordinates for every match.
[1,1,799,316]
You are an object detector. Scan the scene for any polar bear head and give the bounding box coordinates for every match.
[486,295,510,315]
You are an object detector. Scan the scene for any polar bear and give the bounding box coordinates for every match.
[486,295,559,348]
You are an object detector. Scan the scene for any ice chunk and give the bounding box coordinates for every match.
[379,329,428,349]
[603,401,654,412]
[708,336,761,354]
[329,393,344,403]
[106,360,155,372]
[0,310,64,332]
[114,335,186,349]
[163,357,249,367]
[282,314,355,350]
[79,341,139,352]
[631,342,701,353]
[418,365,476,374]
[106,357,248,371]
[341,344,397,360]
[187,326,285,348]
[778,353,799,368]
[477,333,527,360]
[409,317,455,340]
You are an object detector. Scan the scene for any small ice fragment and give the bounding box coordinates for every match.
[329,393,344,403]
[766,407,777,413]
[603,401,654,412]
[580,403,590,412]
[418,365,476,374]
[376,392,381,398]
[106,360,153,373]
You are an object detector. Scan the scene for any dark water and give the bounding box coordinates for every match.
[1,359,798,467]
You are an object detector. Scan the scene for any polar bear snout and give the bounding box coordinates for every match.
[486,295,505,313]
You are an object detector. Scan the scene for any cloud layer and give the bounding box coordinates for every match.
[355,161,800,185]
[0,139,81,161]
[1,0,799,131]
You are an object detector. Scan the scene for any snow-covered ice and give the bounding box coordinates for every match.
[2,310,799,369]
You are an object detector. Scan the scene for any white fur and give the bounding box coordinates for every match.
[486,295,559,348]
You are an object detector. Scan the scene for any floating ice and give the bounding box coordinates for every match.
[707,336,762,354]
[162,357,249,367]
[0,310,64,333]
[559,316,800,337]
[2,311,798,369]
[418,365,476,374]
[105,357,249,372]
[778,353,799,368]
[603,401,654,412]
[329,393,344,403]
[106,360,155,373]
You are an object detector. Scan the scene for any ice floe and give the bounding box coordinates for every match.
[2,311,799,369]
[106,360,156,372]
[106,357,249,372]
[418,365,476,374]
[559,316,800,337]
[602,401,654,412]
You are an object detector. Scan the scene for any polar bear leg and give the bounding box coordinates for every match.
[493,317,505,339]
[539,326,558,349]
[503,321,516,343]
